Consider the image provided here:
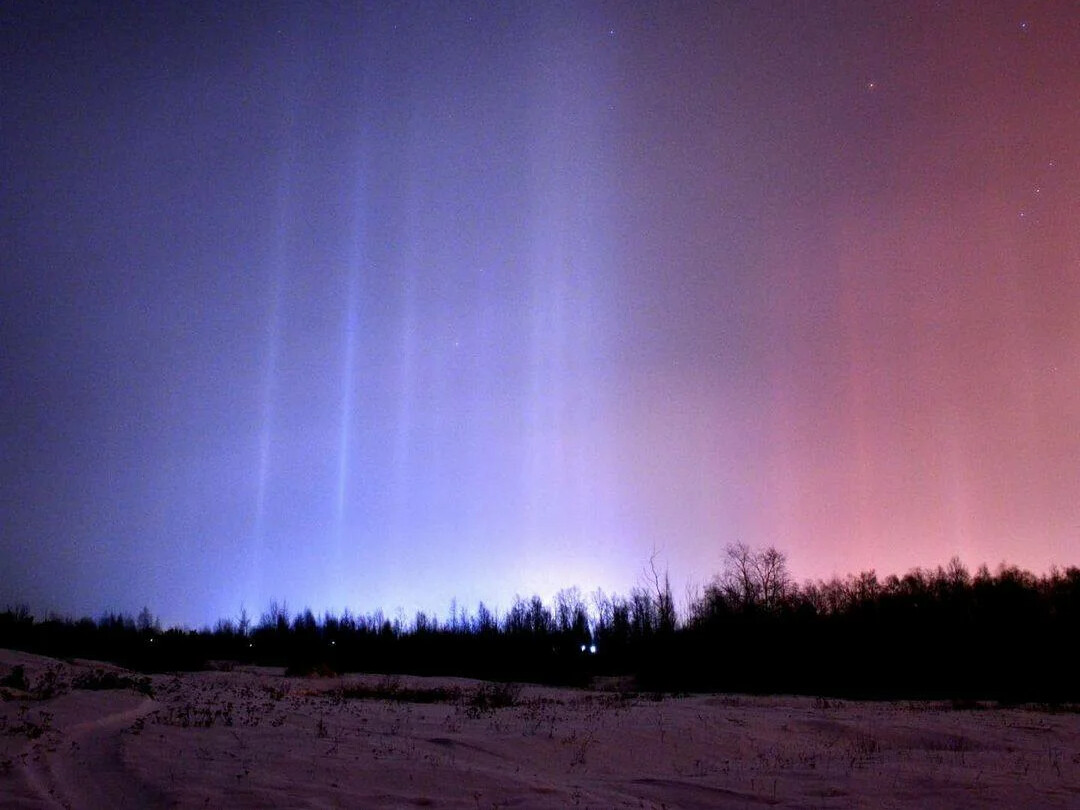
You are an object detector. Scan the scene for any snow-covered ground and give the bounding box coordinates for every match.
[2,648,1078,808]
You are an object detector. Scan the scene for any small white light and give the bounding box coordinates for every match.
[589,645,597,655]
[580,644,586,652]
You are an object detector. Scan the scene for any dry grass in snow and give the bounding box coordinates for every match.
[2,648,1079,808]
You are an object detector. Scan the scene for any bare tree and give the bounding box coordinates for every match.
[644,548,677,633]
[591,588,613,635]
[474,601,497,634]
[721,542,760,609]
[753,546,791,611]
[719,543,791,613]
[504,597,529,634]
[446,598,460,632]
[555,587,589,637]
[945,556,970,588]
[136,606,159,634]
[628,587,656,638]
[260,600,289,632]
[683,576,703,626]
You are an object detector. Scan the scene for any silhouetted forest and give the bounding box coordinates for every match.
[3,547,1078,702]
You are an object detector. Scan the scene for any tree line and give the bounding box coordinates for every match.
[2,546,1077,702]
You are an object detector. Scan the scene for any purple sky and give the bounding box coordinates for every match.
[2,2,1078,628]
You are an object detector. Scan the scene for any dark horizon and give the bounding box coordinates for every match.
[4,547,1078,704]
[4,550,1068,634]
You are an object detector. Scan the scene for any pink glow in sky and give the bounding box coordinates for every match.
[2,2,1077,627]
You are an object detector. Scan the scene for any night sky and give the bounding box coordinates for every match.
[3,2,1078,628]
